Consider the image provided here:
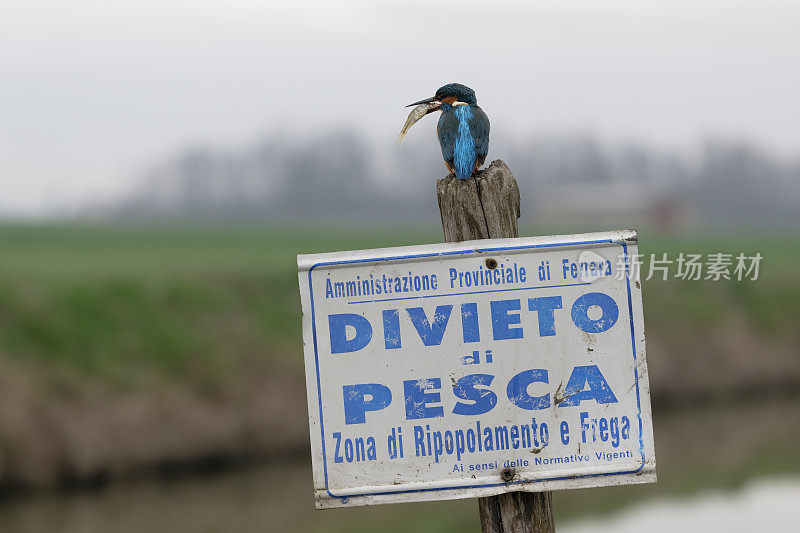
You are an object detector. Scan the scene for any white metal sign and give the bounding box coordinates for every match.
[298,230,656,508]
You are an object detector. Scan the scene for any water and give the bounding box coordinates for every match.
[562,477,800,532]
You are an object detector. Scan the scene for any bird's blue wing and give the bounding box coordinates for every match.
[469,106,490,165]
[437,110,459,165]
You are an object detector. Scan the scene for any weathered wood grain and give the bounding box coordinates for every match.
[436,159,555,533]
[479,491,555,533]
[436,160,521,243]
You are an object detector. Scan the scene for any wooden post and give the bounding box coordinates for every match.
[436,159,556,533]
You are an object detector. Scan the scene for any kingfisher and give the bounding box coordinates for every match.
[403,83,490,180]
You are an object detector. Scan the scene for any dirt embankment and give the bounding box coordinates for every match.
[0,331,798,493]
[646,326,800,405]
[0,361,308,492]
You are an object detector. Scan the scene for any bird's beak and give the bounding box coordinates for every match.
[406,96,438,107]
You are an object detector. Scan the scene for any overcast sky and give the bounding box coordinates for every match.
[2,0,800,216]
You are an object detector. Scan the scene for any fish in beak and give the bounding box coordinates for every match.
[398,98,441,143]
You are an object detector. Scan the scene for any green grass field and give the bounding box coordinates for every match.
[0,221,796,392]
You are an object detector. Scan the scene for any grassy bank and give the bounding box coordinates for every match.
[0,222,443,389]
[0,222,796,389]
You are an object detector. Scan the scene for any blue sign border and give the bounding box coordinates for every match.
[307,238,645,501]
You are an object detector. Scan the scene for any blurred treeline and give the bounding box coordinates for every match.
[108,130,800,228]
